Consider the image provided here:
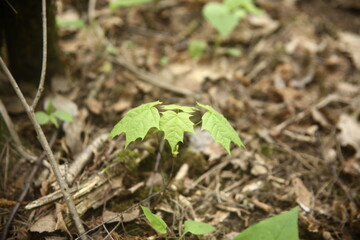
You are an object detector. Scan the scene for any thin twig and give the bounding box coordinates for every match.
[0,131,58,240]
[0,1,85,237]
[31,0,47,109]
[0,99,37,162]
[148,140,166,203]
[74,189,165,240]
[273,94,342,134]
[66,133,108,185]
[107,55,194,96]
[0,57,86,239]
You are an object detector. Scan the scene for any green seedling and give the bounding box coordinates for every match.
[56,17,86,29]
[225,47,242,57]
[109,101,244,156]
[188,40,208,58]
[124,40,137,50]
[202,0,262,55]
[160,56,169,66]
[109,0,152,10]
[35,101,73,128]
[140,205,214,239]
[233,207,299,240]
[105,45,118,55]
[203,0,263,37]
[141,205,167,234]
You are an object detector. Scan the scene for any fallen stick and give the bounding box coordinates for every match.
[0,131,57,240]
[106,55,194,96]
[66,132,108,185]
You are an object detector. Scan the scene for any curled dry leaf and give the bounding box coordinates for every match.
[339,32,360,69]
[29,214,56,233]
[242,181,263,192]
[102,208,140,223]
[85,98,103,115]
[63,108,88,156]
[250,154,268,176]
[337,114,360,158]
[292,178,314,212]
[52,95,78,117]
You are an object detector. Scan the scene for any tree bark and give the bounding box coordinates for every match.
[0,0,62,84]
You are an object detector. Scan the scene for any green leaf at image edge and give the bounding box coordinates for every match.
[184,220,215,235]
[233,207,299,240]
[140,206,167,234]
[197,102,244,154]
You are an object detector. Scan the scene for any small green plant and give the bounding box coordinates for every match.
[109,0,152,10]
[109,101,244,156]
[201,0,262,56]
[233,207,299,240]
[225,47,242,57]
[56,17,86,29]
[160,56,169,66]
[140,205,299,240]
[203,0,263,37]
[105,45,118,55]
[35,101,73,128]
[188,40,208,58]
[140,205,215,239]
[124,40,137,50]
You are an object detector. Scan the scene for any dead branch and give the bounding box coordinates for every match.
[0,99,37,162]
[0,58,87,238]
[0,131,58,240]
[66,132,108,185]
[0,1,86,236]
[107,55,194,96]
[31,0,47,109]
[273,94,345,134]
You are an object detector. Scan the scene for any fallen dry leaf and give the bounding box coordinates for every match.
[339,32,360,69]
[250,154,269,176]
[102,208,140,223]
[46,95,79,117]
[63,108,88,155]
[337,114,360,158]
[85,98,103,115]
[30,213,56,233]
[292,177,314,212]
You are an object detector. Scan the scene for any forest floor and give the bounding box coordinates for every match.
[1,0,360,239]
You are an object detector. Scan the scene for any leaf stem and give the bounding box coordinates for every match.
[194,120,202,127]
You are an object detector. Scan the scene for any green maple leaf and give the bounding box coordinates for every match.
[197,103,244,154]
[159,110,195,155]
[161,104,198,113]
[110,101,161,147]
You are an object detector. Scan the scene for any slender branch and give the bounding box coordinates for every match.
[0,60,86,239]
[31,0,47,109]
[0,131,58,240]
[0,99,37,162]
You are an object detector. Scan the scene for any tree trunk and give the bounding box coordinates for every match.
[0,0,62,84]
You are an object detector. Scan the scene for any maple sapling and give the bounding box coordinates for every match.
[109,101,245,156]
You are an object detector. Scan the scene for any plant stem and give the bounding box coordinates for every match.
[213,35,222,56]
[0,58,87,239]
[178,232,186,240]
[31,0,47,110]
